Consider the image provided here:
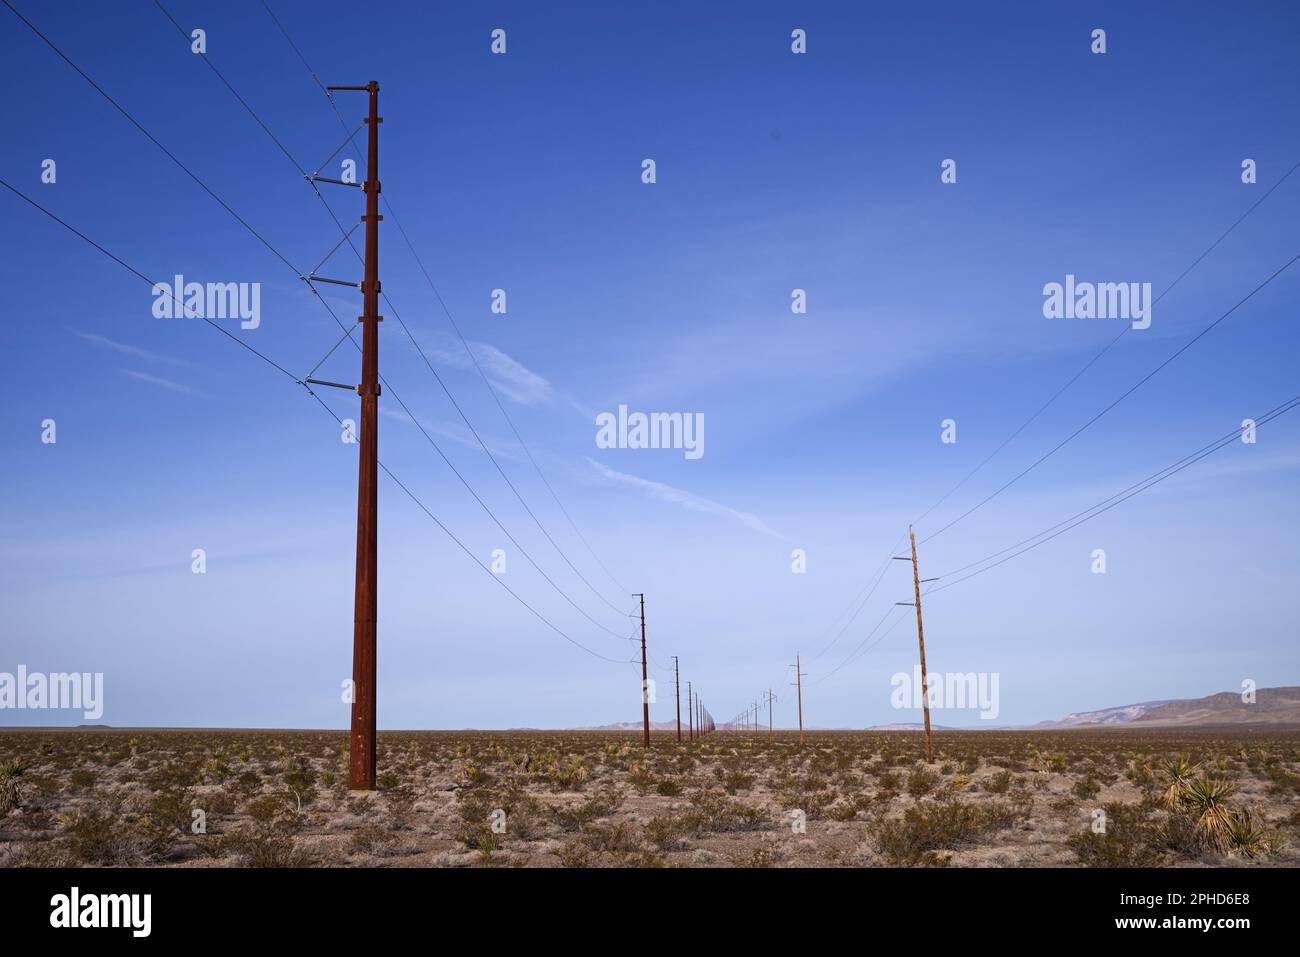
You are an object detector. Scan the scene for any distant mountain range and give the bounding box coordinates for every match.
[1030,686,1299,728]
[1032,700,1175,728]
[584,687,1300,732]
[1128,686,1300,727]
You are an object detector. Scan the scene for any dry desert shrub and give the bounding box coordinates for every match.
[60,804,150,865]
[677,790,769,834]
[729,840,783,868]
[907,766,941,797]
[873,799,1020,866]
[549,787,622,833]
[348,822,399,855]
[1068,801,1162,867]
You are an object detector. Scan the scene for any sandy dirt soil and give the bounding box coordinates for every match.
[1,728,1296,868]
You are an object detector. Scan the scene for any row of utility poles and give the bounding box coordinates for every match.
[640,595,713,745]
[721,526,937,763]
[732,687,782,741]
[727,658,803,744]
[306,81,937,793]
[327,86,712,788]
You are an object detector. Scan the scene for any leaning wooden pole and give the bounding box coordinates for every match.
[909,527,935,764]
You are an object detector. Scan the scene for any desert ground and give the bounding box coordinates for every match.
[1,728,1296,868]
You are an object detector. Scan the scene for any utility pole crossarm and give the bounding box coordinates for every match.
[308,174,362,188]
[303,273,361,288]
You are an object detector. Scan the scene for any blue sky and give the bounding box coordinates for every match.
[1,0,1298,730]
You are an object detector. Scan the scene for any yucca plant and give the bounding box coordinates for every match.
[1160,757,1202,808]
[1182,777,1237,850]
[1226,808,1269,859]
[0,759,26,817]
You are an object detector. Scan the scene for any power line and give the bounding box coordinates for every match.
[253,0,634,620]
[912,159,1300,534]
[810,236,1299,680]
[314,396,637,664]
[16,1,629,642]
[806,541,905,662]
[800,160,1300,680]
[0,179,297,381]
[923,393,1300,596]
[921,248,1300,544]
[236,55,635,640]
[935,397,1300,582]
[0,174,634,667]
[813,392,1300,681]
[381,199,633,615]
[1,0,365,355]
[152,0,306,175]
[259,0,631,603]
[812,605,907,684]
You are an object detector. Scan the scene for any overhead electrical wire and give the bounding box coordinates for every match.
[920,248,1300,545]
[922,393,1300,596]
[259,0,631,603]
[0,176,634,665]
[148,0,637,640]
[7,0,632,645]
[804,162,1300,684]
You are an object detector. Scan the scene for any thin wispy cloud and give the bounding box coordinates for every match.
[420,335,553,407]
[74,330,189,366]
[587,458,786,540]
[380,404,523,461]
[121,369,202,396]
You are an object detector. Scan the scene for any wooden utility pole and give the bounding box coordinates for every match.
[687,682,694,741]
[672,655,681,742]
[767,688,773,740]
[897,526,935,764]
[794,655,805,747]
[334,80,381,792]
[637,593,649,747]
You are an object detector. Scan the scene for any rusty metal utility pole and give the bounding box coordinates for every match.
[672,655,681,742]
[329,80,382,792]
[637,593,649,747]
[897,526,935,764]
